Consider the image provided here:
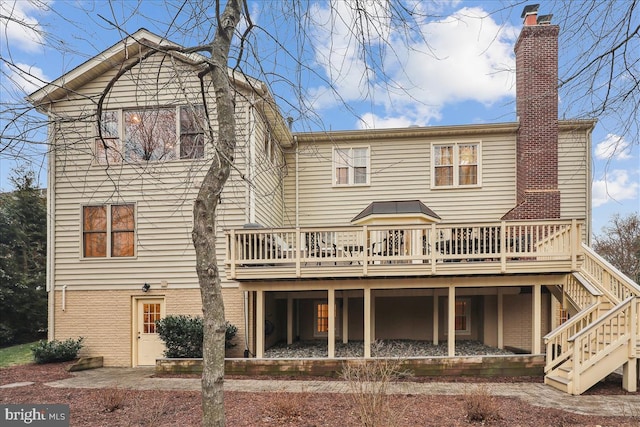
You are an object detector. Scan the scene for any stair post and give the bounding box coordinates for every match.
[622,299,638,392]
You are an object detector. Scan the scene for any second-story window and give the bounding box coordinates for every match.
[432,142,480,188]
[124,108,176,161]
[333,147,369,186]
[95,106,205,164]
[179,105,206,159]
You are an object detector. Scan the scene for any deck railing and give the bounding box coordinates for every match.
[544,302,601,372]
[563,273,602,311]
[225,219,582,279]
[581,244,640,304]
[570,296,638,394]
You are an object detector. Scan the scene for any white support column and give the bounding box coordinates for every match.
[371,291,376,343]
[532,284,541,354]
[623,300,637,392]
[497,288,504,349]
[256,290,264,358]
[623,360,638,392]
[432,294,439,345]
[287,295,293,345]
[364,288,371,358]
[448,286,455,357]
[328,288,335,358]
[342,295,349,344]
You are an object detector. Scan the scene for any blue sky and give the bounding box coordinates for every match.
[1,0,638,235]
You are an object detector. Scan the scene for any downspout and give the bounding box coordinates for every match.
[586,126,593,245]
[245,103,253,224]
[295,135,299,227]
[46,115,56,340]
[243,290,250,357]
[243,101,255,356]
[250,102,258,223]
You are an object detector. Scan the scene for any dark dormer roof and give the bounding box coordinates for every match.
[351,200,441,224]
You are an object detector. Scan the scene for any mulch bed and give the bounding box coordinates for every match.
[1,362,639,426]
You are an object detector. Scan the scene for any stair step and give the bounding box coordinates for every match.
[558,365,572,374]
[545,375,571,393]
[547,375,570,385]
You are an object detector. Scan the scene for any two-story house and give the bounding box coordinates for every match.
[28,6,639,395]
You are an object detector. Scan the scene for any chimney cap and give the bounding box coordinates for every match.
[537,14,553,24]
[521,4,540,18]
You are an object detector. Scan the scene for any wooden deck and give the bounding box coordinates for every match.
[225,219,582,280]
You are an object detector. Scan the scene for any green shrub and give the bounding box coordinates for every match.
[156,315,238,358]
[31,337,84,364]
[225,321,237,349]
[156,315,203,358]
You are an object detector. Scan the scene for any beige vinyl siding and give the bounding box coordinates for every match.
[558,128,589,221]
[285,131,517,226]
[251,110,286,227]
[49,53,255,292]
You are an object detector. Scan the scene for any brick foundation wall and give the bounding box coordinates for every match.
[52,287,247,366]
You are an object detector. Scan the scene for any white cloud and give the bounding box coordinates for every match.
[357,113,415,130]
[592,169,639,207]
[307,4,517,128]
[0,0,47,53]
[594,133,632,160]
[5,62,49,95]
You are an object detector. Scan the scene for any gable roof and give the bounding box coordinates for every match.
[27,28,175,107]
[351,200,441,225]
[27,28,293,146]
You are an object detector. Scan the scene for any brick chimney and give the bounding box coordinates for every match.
[503,4,561,220]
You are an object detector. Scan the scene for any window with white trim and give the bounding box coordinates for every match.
[432,142,480,187]
[82,203,135,258]
[333,147,369,186]
[95,105,205,164]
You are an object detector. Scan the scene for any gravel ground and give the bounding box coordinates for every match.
[1,362,639,426]
[264,339,515,358]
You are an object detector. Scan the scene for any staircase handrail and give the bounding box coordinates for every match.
[569,296,636,396]
[568,296,635,342]
[581,243,640,303]
[543,302,601,373]
[564,272,602,311]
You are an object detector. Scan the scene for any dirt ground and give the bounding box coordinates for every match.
[1,362,639,426]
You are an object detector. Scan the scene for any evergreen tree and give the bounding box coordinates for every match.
[0,169,47,345]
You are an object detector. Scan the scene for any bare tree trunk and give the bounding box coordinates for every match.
[192,1,242,425]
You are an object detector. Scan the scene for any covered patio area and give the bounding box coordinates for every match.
[247,274,561,360]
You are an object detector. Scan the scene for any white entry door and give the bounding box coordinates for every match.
[135,298,165,366]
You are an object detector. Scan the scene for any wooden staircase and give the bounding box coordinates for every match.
[544,244,640,395]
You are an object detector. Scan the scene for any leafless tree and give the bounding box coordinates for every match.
[1,1,639,426]
[593,213,640,283]
[552,0,639,154]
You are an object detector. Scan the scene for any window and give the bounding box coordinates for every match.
[313,300,341,337]
[143,303,161,334]
[455,298,471,335]
[334,147,369,186]
[179,105,206,159]
[83,204,135,258]
[555,304,569,326]
[95,106,205,164]
[316,302,329,334]
[432,142,480,187]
